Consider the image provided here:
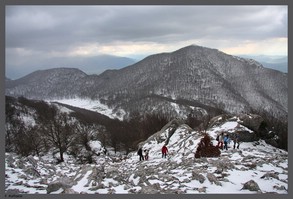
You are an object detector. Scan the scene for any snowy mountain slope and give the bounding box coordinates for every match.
[5,119,288,194]
[5,68,87,99]
[52,96,213,121]
[51,98,126,120]
[89,45,287,118]
[5,45,288,121]
[93,45,286,120]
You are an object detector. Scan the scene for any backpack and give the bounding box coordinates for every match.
[216,135,219,141]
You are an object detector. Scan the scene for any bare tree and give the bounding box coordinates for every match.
[42,112,75,162]
[27,126,44,156]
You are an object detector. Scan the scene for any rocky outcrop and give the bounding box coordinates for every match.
[208,114,266,142]
[238,114,264,132]
[207,114,232,129]
[140,184,161,194]
[233,130,259,142]
[5,119,288,194]
[192,170,206,183]
[46,176,75,194]
[241,180,261,192]
[138,119,184,147]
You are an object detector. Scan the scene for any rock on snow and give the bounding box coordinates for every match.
[5,120,288,194]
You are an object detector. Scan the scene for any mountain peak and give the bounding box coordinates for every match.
[5,45,287,120]
[6,67,88,100]
[175,44,217,52]
[18,67,87,81]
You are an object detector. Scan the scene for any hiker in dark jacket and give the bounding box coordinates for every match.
[233,132,240,149]
[137,147,144,161]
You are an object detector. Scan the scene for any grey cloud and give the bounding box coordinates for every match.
[6,6,287,49]
[5,5,287,79]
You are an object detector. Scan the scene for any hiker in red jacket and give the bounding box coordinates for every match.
[217,132,224,150]
[162,144,168,158]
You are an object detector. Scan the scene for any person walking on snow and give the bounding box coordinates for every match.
[137,147,144,161]
[162,144,168,158]
[233,132,240,149]
[144,149,149,160]
[217,132,224,150]
[223,134,231,150]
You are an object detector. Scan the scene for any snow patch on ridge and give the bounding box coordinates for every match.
[52,98,126,120]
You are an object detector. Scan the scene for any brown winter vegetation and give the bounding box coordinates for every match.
[194,133,221,158]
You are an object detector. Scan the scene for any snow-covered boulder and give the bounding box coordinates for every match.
[208,116,259,142]
[46,176,74,194]
[140,184,161,194]
[23,167,41,178]
[241,180,261,192]
[207,114,232,129]
[138,119,184,147]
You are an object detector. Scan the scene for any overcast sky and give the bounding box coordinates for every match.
[5,5,288,79]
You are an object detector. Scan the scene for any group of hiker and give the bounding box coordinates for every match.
[137,132,240,161]
[137,148,150,161]
[216,131,240,150]
[137,144,168,161]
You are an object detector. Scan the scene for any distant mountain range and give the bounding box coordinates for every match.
[237,54,287,73]
[6,54,136,80]
[5,45,288,121]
